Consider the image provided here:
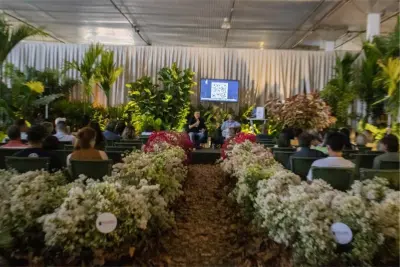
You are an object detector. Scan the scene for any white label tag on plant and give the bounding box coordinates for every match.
[331,222,353,245]
[96,213,117,234]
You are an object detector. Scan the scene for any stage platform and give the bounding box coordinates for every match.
[190,148,221,164]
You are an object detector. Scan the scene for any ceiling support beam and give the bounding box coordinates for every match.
[278,0,326,49]
[109,0,151,45]
[223,0,236,48]
[290,0,352,49]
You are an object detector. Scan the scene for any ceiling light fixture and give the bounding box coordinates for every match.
[221,17,231,29]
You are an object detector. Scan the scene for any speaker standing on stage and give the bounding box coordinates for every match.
[188,111,207,147]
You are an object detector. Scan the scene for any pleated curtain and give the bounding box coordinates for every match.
[7,42,345,108]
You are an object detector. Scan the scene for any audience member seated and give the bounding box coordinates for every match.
[122,124,135,140]
[1,125,28,148]
[373,134,399,169]
[221,114,241,139]
[188,111,207,147]
[67,127,108,167]
[339,128,356,150]
[115,121,126,137]
[41,121,60,150]
[2,119,29,143]
[53,121,76,144]
[307,132,354,181]
[355,133,367,147]
[88,121,106,150]
[289,133,326,169]
[13,125,62,171]
[103,121,121,141]
[276,132,291,148]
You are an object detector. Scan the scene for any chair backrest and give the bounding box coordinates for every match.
[271,147,296,153]
[5,156,50,172]
[342,150,358,160]
[119,139,142,143]
[263,143,276,148]
[359,168,400,190]
[105,140,114,146]
[52,150,69,168]
[0,149,23,169]
[59,141,72,149]
[291,157,322,181]
[113,142,142,149]
[106,151,124,164]
[354,154,378,173]
[64,144,74,151]
[312,167,354,191]
[367,151,384,155]
[273,151,294,169]
[256,134,274,142]
[105,146,135,153]
[379,160,400,170]
[70,160,113,180]
[357,146,372,153]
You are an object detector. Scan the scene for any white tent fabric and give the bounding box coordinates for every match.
[7,42,345,107]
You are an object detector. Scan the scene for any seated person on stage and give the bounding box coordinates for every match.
[188,111,207,146]
[221,114,241,139]
[289,133,326,170]
[307,132,354,181]
[14,125,62,171]
[41,121,60,150]
[373,134,399,169]
[103,121,121,141]
[67,127,108,167]
[53,121,76,144]
[1,125,28,149]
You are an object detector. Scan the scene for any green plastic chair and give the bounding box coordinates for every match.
[263,143,276,148]
[113,142,142,149]
[273,151,294,169]
[379,160,400,170]
[354,154,379,174]
[367,151,384,155]
[139,135,150,144]
[105,140,114,146]
[70,160,113,180]
[342,150,358,160]
[312,167,355,191]
[5,156,50,172]
[271,147,296,153]
[105,146,136,153]
[357,146,372,153]
[64,144,74,151]
[106,151,124,164]
[360,168,400,190]
[0,149,23,169]
[291,157,322,181]
[52,150,70,168]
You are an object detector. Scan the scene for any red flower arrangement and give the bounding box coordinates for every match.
[143,131,193,154]
[221,132,256,159]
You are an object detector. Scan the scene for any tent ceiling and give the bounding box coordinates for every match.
[1,0,398,49]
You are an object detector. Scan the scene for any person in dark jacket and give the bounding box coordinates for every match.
[289,132,327,170]
[188,111,207,147]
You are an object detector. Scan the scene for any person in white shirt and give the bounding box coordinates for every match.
[221,114,241,139]
[307,132,355,181]
[53,121,76,144]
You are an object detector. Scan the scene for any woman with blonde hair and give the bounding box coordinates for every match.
[67,127,108,167]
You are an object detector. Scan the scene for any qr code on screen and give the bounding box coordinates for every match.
[210,82,228,100]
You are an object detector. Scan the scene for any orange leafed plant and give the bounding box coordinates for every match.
[265,93,336,130]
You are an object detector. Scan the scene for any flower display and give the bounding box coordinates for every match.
[265,93,336,130]
[24,81,45,94]
[143,131,193,154]
[39,179,169,253]
[349,177,394,203]
[221,132,256,159]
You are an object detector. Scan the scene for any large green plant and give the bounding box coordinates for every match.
[97,50,123,107]
[64,43,104,110]
[125,63,196,132]
[321,52,358,126]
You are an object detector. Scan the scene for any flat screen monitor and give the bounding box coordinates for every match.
[200,79,239,102]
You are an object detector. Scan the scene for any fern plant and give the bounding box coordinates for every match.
[97,50,123,107]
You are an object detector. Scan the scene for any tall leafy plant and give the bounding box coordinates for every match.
[321,52,358,126]
[97,50,123,107]
[64,43,104,111]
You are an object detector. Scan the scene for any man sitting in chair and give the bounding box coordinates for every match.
[373,134,399,169]
[221,114,241,140]
[188,111,207,148]
[307,132,354,181]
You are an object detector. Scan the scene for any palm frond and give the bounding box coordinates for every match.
[98,50,123,105]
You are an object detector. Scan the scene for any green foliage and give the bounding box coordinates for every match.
[357,120,400,142]
[97,50,123,107]
[125,63,196,132]
[0,15,46,68]
[64,43,104,107]
[321,52,358,126]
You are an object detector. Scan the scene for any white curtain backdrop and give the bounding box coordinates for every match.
[7,42,345,108]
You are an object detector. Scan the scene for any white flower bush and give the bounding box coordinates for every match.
[108,145,187,204]
[39,179,169,253]
[222,141,399,266]
[0,170,67,235]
